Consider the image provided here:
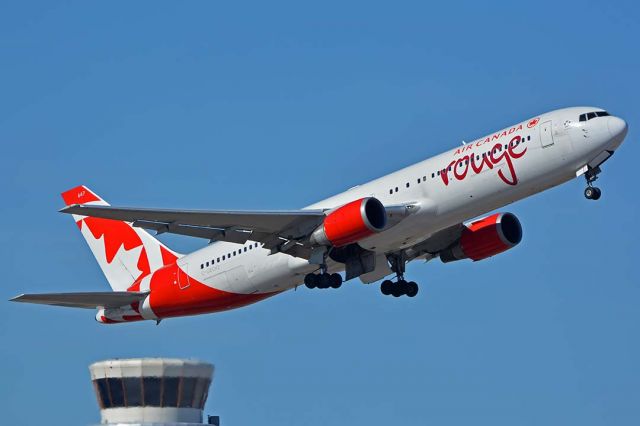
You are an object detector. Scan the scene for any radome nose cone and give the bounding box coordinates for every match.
[608,116,628,139]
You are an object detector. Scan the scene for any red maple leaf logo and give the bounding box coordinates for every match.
[527,118,540,128]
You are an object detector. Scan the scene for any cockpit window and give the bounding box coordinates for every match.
[579,111,610,122]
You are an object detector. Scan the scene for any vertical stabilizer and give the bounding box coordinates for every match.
[61,185,180,291]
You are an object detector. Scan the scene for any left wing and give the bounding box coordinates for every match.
[10,291,149,309]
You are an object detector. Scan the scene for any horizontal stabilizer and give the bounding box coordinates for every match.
[10,291,149,309]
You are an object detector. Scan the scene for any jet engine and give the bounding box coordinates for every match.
[310,197,387,247]
[440,212,522,263]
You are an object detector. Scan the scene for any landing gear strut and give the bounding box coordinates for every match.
[584,166,602,200]
[380,253,419,298]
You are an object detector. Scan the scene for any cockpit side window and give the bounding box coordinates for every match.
[579,111,610,122]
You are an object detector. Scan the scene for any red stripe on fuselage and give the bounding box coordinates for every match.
[146,264,278,319]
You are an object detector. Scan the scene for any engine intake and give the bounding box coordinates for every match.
[440,212,522,263]
[310,197,387,247]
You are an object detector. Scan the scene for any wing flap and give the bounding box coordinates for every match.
[10,291,149,309]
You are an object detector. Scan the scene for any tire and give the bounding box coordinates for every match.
[318,273,331,289]
[592,187,602,200]
[392,280,406,297]
[381,280,393,295]
[584,187,595,199]
[304,274,317,289]
[330,273,343,289]
[406,281,419,298]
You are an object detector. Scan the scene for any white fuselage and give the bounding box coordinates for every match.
[182,107,628,295]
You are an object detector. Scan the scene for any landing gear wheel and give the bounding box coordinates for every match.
[330,273,343,289]
[381,280,393,295]
[392,280,406,297]
[584,186,602,200]
[406,281,419,297]
[304,273,317,289]
[317,273,332,289]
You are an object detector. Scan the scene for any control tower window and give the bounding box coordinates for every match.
[143,377,162,406]
[107,378,125,407]
[193,378,211,409]
[95,379,111,408]
[179,377,197,408]
[162,377,180,407]
[124,377,143,406]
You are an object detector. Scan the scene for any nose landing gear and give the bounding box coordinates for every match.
[584,186,601,200]
[380,253,419,298]
[584,166,602,201]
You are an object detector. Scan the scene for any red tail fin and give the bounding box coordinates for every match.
[61,185,180,291]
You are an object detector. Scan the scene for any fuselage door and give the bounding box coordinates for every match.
[540,120,554,147]
[177,258,191,289]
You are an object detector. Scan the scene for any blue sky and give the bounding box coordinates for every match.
[1,1,638,424]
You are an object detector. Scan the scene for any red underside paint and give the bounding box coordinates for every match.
[100,316,120,324]
[102,264,277,324]
[123,314,144,322]
[147,264,278,319]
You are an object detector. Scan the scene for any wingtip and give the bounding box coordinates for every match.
[59,204,80,214]
[9,294,25,302]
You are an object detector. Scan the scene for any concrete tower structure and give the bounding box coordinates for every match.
[89,358,217,426]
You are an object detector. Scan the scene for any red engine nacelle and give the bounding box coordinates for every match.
[440,213,522,263]
[310,197,387,247]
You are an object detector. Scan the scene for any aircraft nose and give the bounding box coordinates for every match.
[608,116,628,140]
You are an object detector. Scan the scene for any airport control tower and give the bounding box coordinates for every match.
[89,358,218,425]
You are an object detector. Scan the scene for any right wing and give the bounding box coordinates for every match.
[61,204,327,257]
[10,291,149,309]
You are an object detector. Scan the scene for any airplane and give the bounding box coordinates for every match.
[10,106,628,324]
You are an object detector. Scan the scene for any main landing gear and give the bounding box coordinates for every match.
[304,269,343,289]
[380,253,419,298]
[584,166,602,201]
